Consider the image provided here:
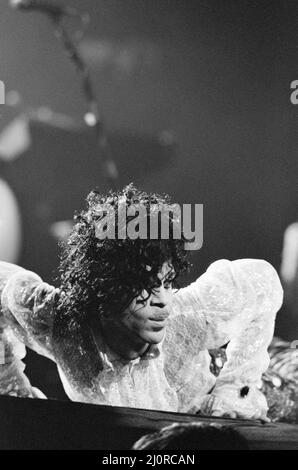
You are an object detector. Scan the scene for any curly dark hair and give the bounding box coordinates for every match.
[55,184,190,331]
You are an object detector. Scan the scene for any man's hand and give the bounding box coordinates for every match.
[199,386,269,421]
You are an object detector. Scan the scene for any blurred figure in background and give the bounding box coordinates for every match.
[280,223,298,323]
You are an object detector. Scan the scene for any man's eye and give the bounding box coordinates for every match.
[151,282,161,291]
[136,295,149,304]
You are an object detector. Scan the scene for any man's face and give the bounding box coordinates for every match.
[118,262,176,345]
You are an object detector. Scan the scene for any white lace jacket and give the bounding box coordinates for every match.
[0,259,283,419]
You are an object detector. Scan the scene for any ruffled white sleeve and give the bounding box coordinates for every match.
[169,259,283,419]
[0,261,57,398]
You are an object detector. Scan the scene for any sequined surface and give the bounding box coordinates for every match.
[0,259,284,419]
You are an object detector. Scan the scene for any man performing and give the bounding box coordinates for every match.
[0,184,283,420]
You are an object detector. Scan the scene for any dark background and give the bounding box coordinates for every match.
[1,0,298,398]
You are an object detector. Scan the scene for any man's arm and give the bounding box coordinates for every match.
[0,261,57,398]
[170,259,283,419]
[1,266,57,360]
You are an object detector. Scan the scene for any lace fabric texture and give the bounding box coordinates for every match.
[0,259,283,418]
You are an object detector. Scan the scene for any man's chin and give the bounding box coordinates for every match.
[143,330,165,345]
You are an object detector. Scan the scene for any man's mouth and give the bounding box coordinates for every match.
[149,312,170,322]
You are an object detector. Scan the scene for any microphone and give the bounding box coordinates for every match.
[10,0,77,18]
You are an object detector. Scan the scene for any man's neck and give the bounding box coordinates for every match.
[91,317,149,361]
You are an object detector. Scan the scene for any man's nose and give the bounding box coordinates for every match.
[150,286,170,308]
